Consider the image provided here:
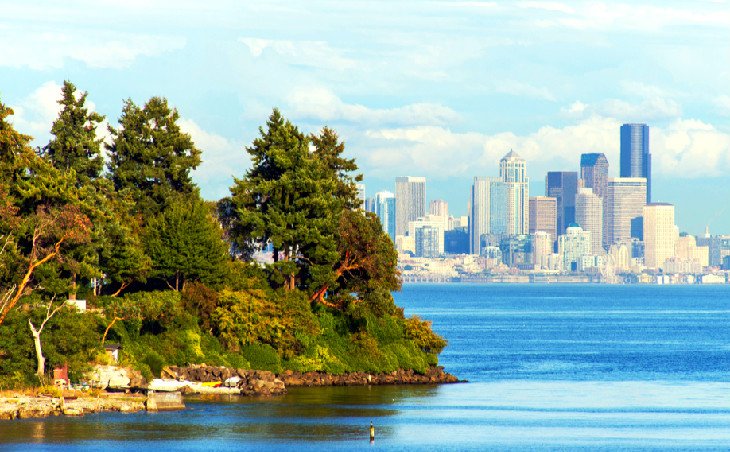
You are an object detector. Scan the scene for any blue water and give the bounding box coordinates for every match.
[2,284,730,450]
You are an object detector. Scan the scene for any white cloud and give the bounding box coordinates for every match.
[357,114,730,180]
[180,118,245,200]
[9,81,64,143]
[0,25,185,70]
[286,86,460,126]
[239,37,356,71]
[653,119,730,177]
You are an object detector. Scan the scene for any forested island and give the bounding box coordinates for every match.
[0,82,447,390]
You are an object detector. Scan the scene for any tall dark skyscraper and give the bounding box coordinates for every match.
[580,153,609,199]
[545,171,578,236]
[620,123,650,203]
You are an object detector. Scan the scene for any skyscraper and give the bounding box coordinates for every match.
[500,150,529,235]
[395,176,426,237]
[374,190,396,240]
[429,199,448,218]
[580,153,609,199]
[415,225,440,258]
[545,171,578,236]
[575,187,603,255]
[604,177,647,247]
[469,176,505,254]
[643,203,677,269]
[620,123,651,203]
[529,196,557,243]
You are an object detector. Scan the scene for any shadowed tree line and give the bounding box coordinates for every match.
[0,82,445,387]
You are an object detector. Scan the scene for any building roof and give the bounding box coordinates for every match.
[580,153,607,166]
[501,149,523,161]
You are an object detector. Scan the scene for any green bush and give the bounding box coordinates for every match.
[241,343,282,373]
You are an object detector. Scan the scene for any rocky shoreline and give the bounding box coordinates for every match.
[0,393,147,420]
[1,365,461,421]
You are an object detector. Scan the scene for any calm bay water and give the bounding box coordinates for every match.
[2,284,730,450]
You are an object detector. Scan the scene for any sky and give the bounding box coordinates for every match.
[1,1,729,235]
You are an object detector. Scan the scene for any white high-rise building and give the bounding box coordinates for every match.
[408,215,445,255]
[605,177,647,247]
[429,199,449,218]
[576,187,603,255]
[500,150,529,235]
[532,231,552,270]
[558,225,591,272]
[374,191,396,240]
[643,203,678,270]
[395,176,426,237]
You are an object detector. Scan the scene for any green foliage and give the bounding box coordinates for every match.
[144,196,229,290]
[106,96,201,217]
[0,97,448,387]
[240,343,281,373]
[43,80,105,183]
[404,316,447,354]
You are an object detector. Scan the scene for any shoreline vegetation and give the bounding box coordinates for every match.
[0,83,453,400]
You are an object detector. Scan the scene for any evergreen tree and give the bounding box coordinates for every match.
[43,81,105,184]
[143,196,228,291]
[106,97,201,217]
[229,109,329,290]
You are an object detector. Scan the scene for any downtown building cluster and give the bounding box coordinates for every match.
[361,123,730,284]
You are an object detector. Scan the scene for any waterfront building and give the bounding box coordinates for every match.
[469,177,507,254]
[395,176,426,237]
[408,215,445,255]
[676,235,710,268]
[529,196,557,245]
[500,150,529,235]
[643,203,678,270]
[429,199,449,218]
[696,234,730,267]
[374,190,396,240]
[499,234,532,268]
[444,229,469,255]
[604,177,647,247]
[580,153,609,199]
[395,234,415,255]
[545,171,577,236]
[415,225,440,258]
[575,188,603,255]
[620,123,651,203]
[532,231,552,270]
[558,225,591,272]
[607,242,632,272]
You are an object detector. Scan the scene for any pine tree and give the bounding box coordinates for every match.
[106,97,201,217]
[43,81,105,184]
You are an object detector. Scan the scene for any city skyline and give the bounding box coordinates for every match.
[1,1,729,234]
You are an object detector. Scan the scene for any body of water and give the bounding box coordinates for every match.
[3,284,730,450]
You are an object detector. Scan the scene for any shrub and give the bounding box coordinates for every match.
[241,343,282,373]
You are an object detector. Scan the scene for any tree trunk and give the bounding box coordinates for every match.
[29,321,45,378]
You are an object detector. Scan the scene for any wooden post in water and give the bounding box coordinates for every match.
[369,421,375,443]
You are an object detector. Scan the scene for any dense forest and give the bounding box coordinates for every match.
[0,81,445,388]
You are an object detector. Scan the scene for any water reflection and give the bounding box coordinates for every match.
[0,385,441,446]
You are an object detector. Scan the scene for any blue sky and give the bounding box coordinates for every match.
[2,1,729,234]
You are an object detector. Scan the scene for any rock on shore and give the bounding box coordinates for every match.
[0,393,146,420]
[161,364,461,393]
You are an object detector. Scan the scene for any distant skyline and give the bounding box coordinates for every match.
[2,1,729,234]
